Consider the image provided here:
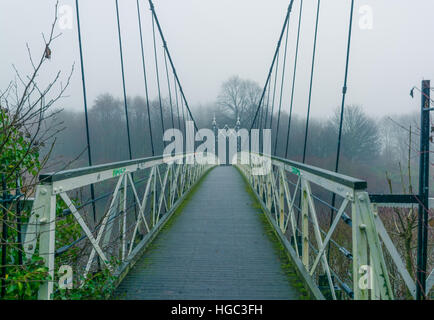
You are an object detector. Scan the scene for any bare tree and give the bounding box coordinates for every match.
[0,0,73,195]
[217,76,261,128]
[379,113,420,168]
[329,105,381,161]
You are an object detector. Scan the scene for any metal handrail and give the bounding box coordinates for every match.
[39,154,167,183]
[237,153,395,300]
[24,152,215,300]
[261,153,367,190]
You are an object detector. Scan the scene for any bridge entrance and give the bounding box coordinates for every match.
[212,117,242,167]
[115,166,302,299]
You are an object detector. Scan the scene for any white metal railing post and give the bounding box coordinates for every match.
[253,170,258,193]
[187,165,192,189]
[183,164,188,191]
[279,171,285,232]
[121,174,128,261]
[152,167,157,227]
[177,164,184,198]
[258,174,264,201]
[168,165,173,210]
[100,176,123,262]
[352,192,368,300]
[354,191,393,300]
[37,185,56,300]
[301,177,309,268]
[266,173,272,212]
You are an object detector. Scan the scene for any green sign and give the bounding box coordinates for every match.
[113,168,126,177]
[290,167,300,176]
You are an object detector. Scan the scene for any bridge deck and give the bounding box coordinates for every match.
[115,166,300,300]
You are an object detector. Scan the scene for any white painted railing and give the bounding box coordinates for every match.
[23,153,215,299]
[236,152,417,300]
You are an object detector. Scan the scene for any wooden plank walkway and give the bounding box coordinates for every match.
[115,166,300,300]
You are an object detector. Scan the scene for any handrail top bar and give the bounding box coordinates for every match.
[39,154,191,183]
[39,151,366,190]
[369,194,419,204]
[256,153,367,190]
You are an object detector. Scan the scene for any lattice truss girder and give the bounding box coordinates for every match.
[237,153,418,300]
[23,154,213,299]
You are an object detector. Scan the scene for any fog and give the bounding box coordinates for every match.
[1,3,433,297]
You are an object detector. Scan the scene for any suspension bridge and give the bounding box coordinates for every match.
[1,0,433,301]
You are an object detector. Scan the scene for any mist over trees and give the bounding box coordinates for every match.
[217,76,262,128]
[46,75,422,194]
[48,93,179,168]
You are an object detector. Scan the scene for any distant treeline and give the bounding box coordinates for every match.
[45,96,419,195]
[44,76,423,194]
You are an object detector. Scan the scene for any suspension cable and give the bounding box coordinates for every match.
[136,0,155,156]
[274,17,291,155]
[180,88,186,133]
[115,0,133,160]
[328,0,355,262]
[257,100,263,130]
[148,0,200,133]
[174,77,182,130]
[75,0,97,223]
[334,0,355,175]
[151,13,166,145]
[297,0,321,237]
[258,86,267,130]
[285,0,304,158]
[164,50,175,130]
[302,0,321,164]
[249,0,295,131]
[269,51,280,131]
[263,79,272,129]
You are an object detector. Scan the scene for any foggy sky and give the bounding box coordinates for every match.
[1,0,434,122]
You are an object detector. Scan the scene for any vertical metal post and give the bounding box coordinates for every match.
[38,186,56,300]
[301,179,309,268]
[168,166,173,210]
[279,172,285,232]
[254,172,260,195]
[266,174,272,212]
[121,174,127,261]
[352,194,368,300]
[416,79,430,300]
[236,117,241,164]
[212,116,218,163]
[226,128,230,166]
[152,170,157,227]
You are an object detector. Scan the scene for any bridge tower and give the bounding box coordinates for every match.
[212,116,242,166]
